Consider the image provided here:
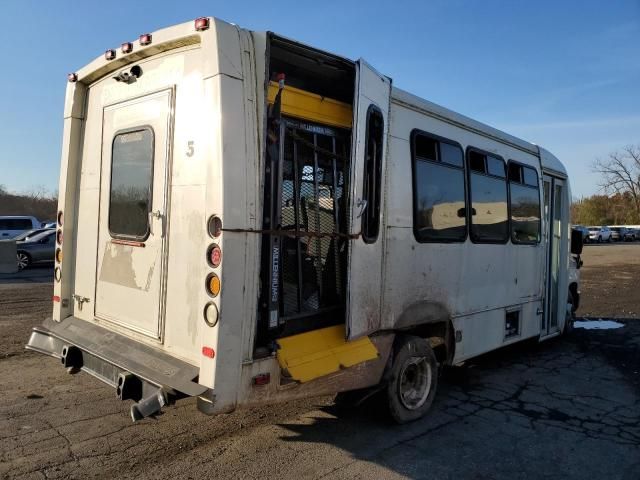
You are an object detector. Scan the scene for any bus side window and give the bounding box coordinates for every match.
[508,162,541,244]
[467,149,509,243]
[361,105,384,243]
[411,130,466,242]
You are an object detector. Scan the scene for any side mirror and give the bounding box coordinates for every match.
[571,229,583,255]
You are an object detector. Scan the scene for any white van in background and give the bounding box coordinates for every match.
[0,216,41,239]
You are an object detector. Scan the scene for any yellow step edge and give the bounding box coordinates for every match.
[267,82,353,129]
[276,324,379,383]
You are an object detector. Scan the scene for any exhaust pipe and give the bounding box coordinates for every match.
[130,389,168,422]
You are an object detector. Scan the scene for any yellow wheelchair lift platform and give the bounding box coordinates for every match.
[276,325,379,383]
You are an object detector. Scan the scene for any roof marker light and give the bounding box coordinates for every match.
[67,73,78,83]
[139,33,152,46]
[195,17,210,31]
[121,42,133,54]
[105,49,116,61]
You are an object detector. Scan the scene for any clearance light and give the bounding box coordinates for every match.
[56,230,63,245]
[57,211,63,226]
[202,346,216,358]
[204,302,219,327]
[139,33,152,46]
[54,268,61,282]
[105,49,116,61]
[55,248,63,263]
[121,42,133,54]
[208,244,222,268]
[253,373,270,386]
[53,295,61,302]
[195,17,210,31]
[67,73,78,83]
[206,273,221,297]
[207,215,222,238]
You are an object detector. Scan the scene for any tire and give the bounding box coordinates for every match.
[564,292,575,335]
[16,251,31,270]
[598,236,602,243]
[385,336,438,424]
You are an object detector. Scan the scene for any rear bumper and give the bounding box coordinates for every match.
[26,317,207,401]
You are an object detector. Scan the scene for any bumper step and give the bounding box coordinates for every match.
[26,317,207,398]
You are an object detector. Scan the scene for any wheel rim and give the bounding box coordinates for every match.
[17,253,28,269]
[398,356,432,410]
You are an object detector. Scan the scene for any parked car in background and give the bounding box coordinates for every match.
[623,228,639,241]
[0,216,41,239]
[14,228,55,242]
[16,230,56,270]
[572,225,589,243]
[610,227,627,242]
[587,226,612,243]
[42,222,57,229]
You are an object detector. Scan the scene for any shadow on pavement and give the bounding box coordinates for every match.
[0,265,53,284]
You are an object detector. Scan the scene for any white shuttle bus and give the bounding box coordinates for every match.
[27,17,583,423]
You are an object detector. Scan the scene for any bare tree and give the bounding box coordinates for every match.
[592,145,640,219]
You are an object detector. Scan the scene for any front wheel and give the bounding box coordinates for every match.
[16,252,31,270]
[385,336,438,424]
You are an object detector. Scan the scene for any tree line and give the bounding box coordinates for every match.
[0,185,58,222]
[572,145,640,226]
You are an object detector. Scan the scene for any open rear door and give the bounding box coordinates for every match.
[346,60,391,339]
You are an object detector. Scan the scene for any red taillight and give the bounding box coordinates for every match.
[253,373,270,386]
[195,17,210,31]
[56,230,63,245]
[121,42,133,54]
[67,73,78,83]
[57,211,63,226]
[139,33,152,46]
[207,215,222,238]
[105,49,116,61]
[202,346,215,358]
[208,244,222,268]
[52,295,61,303]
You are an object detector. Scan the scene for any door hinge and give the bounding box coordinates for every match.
[72,294,90,311]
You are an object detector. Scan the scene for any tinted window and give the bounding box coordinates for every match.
[361,106,384,243]
[413,132,466,242]
[508,163,541,244]
[109,128,154,239]
[468,150,508,242]
[0,219,33,229]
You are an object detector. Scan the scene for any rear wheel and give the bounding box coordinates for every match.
[16,252,30,270]
[385,336,438,424]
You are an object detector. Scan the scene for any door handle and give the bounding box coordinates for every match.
[148,210,164,237]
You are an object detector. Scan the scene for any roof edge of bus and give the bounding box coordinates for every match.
[71,17,229,86]
[391,87,539,156]
[538,147,568,177]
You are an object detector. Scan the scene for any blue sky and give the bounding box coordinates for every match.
[0,0,638,198]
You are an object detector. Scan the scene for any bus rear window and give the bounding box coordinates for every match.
[108,128,154,239]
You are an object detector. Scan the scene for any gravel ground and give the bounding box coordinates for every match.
[0,245,638,479]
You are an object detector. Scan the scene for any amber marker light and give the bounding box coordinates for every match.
[206,273,221,297]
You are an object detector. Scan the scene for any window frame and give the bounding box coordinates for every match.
[465,146,509,245]
[107,125,156,242]
[410,129,468,244]
[361,104,384,244]
[507,159,541,245]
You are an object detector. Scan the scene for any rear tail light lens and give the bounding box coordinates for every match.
[204,302,219,327]
[207,215,222,238]
[105,49,116,61]
[57,211,63,226]
[208,244,222,268]
[54,268,61,282]
[55,248,63,263]
[121,42,133,54]
[52,295,61,302]
[56,230,63,245]
[206,273,221,297]
[253,373,271,386]
[195,17,210,31]
[139,33,152,46]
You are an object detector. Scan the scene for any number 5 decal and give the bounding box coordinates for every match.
[186,141,194,157]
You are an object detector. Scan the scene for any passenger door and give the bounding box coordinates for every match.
[542,175,565,337]
[94,89,173,339]
[346,60,391,339]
